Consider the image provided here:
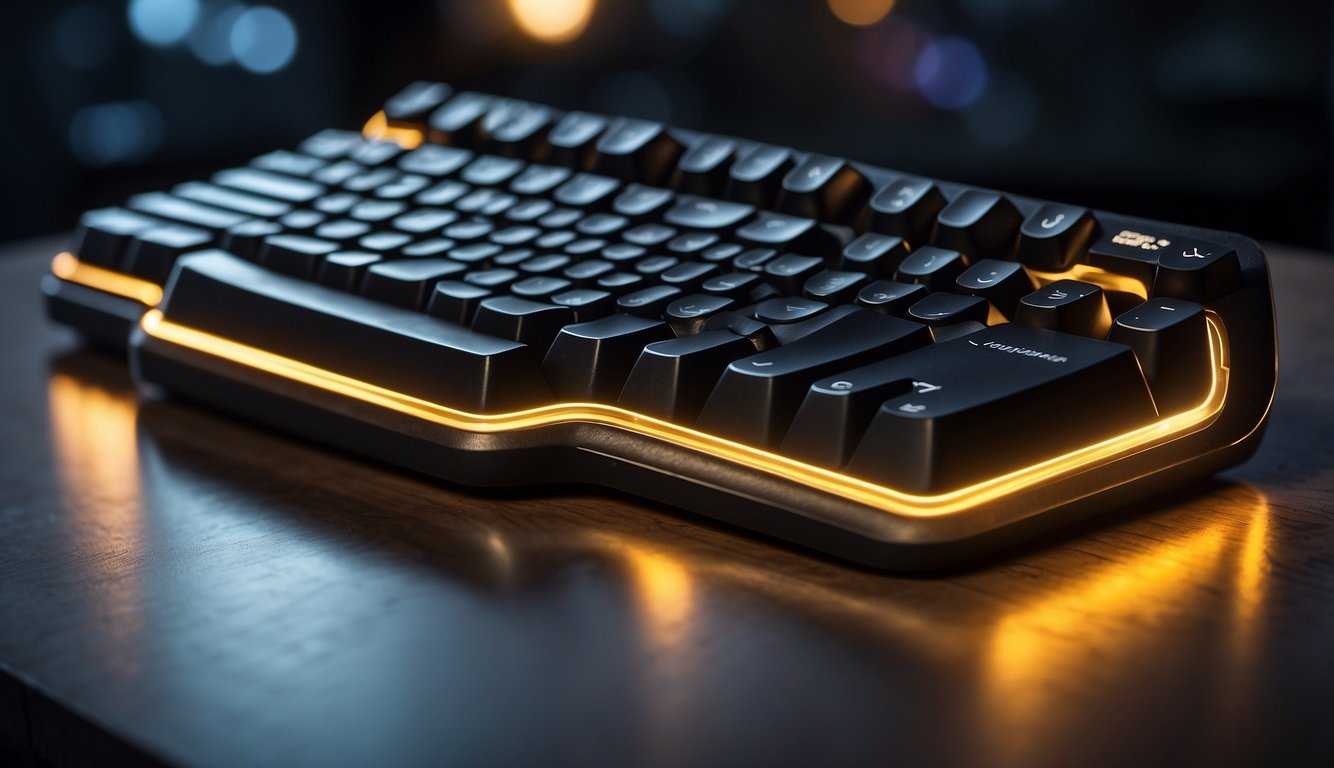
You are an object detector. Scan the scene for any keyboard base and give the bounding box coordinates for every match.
[42,275,142,352]
[132,316,1265,570]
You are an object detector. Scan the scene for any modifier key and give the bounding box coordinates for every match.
[845,323,1157,493]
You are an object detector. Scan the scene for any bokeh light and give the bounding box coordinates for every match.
[507,0,595,44]
[188,3,246,66]
[828,0,897,27]
[913,36,988,110]
[228,5,297,74]
[68,101,164,166]
[127,0,200,47]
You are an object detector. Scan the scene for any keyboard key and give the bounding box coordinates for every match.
[726,145,794,206]
[175,181,291,218]
[845,324,1157,492]
[855,279,928,316]
[214,168,324,204]
[417,179,471,207]
[384,81,452,125]
[279,210,326,232]
[596,271,646,294]
[356,231,413,256]
[623,223,677,246]
[932,189,1021,261]
[314,192,361,216]
[543,314,674,401]
[259,234,339,277]
[1015,280,1112,338]
[779,154,871,222]
[314,219,372,246]
[374,175,431,200]
[612,184,675,220]
[954,259,1036,316]
[313,160,365,187]
[840,233,909,276]
[299,129,361,160]
[702,271,762,299]
[593,118,684,184]
[1017,204,1095,271]
[471,296,577,353]
[460,155,524,186]
[350,199,407,224]
[317,251,382,291]
[162,251,550,410]
[128,192,249,233]
[576,213,628,236]
[428,91,492,144]
[660,261,719,290]
[70,207,163,268]
[252,150,325,178]
[735,213,838,257]
[663,196,754,230]
[221,220,282,262]
[675,137,736,195]
[664,294,736,335]
[123,224,213,282]
[479,101,554,156]
[551,288,616,322]
[867,177,946,244]
[906,292,990,327]
[427,281,492,325]
[894,245,968,290]
[695,309,923,445]
[1086,228,1169,282]
[546,111,608,166]
[509,164,572,196]
[360,258,466,308]
[393,208,457,234]
[554,173,621,208]
[754,296,827,324]
[803,270,868,304]
[1109,298,1211,414]
[617,285,682,317]
[619,331,758,421]
[666,232,719,254]
[1153,239,1241,302]
[348,141,404,168]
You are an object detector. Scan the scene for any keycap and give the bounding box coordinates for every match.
[221,220,283,262]
[259,234,340,278]
[478,101,554,157]
[735,213,838,257]
[856,278,929,316]
[844,324,1157,492]
[398,145,473,177]
[214,168,324,204]
[161,251,550,410]
[619,331,759,422]
[840,233,909,276]
[659,261,719,290]
[428,91,492,144]
[617,285,682,316]
[612,184,675,220]
[471,296,577,353]
[1153,239,1241,302]
[906,292,990,327]
[803,270,868,304]
[667,232,719,254]
[460,155,524,187]
[932,190,1021,261]
[762,254,825,294]
[384,81,452,125]
[1086,228,1169,282]
[1109,299,1212,415]
[360,258,466,308]
[128,192,249,233]
[867,177,946,243]
[317,252,382,291]
[70,207,163,268]
[252,150,325,178]
[175,181,291,218]
[702,271,762,299]
[427,281,491,325]
[695,309,928,445]
[509,165,572,196]
[543,314,674,401]
[778,154,871,223]
[726,145,794,206]
[665,294,736,335]
[954,259,1035,316]
[554,173,621,208]
[299,129,361,160]
[349,141,404,168]
[1015,280,1112,338]
[551,288,616,322]
[663,196,754,230]
[1017,204,1095,271]
[754,296,826,324]
[675,137,736,195]
[894,245,968,290]
[593,119,683,184]
[280,210,326,232]
[547,112,607,167]
[123,224,213,282]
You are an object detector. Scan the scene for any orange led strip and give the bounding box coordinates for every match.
[139,308,1230,518]
[361,110,424,149]
[51,252,163,306]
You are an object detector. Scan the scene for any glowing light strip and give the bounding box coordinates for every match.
[361,110,424,149]
[51,252,163,306]
[139,309,1230,518]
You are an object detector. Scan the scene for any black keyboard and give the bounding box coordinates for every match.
[43,82,1277,568]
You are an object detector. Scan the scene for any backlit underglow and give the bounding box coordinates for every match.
[51,252,164,306]
[361,110,424,149]
[828,0,897,27]
[137,308,1230,519]
[508,0,595,43]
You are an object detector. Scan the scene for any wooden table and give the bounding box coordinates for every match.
[2,236,1332,767]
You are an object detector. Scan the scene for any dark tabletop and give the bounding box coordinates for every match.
[2,235,1333,768]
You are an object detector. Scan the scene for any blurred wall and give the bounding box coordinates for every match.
[1,0,1329,248]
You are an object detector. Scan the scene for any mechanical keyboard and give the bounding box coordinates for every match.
[43,81,1277,568]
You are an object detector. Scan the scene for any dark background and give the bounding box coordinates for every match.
[2,0,1330,248]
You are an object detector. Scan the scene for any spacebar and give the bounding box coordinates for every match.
[156,250,553,411]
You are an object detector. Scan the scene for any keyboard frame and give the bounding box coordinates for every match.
[43,121,1277,569]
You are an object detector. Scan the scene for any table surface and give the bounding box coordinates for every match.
[2,235,1332,768]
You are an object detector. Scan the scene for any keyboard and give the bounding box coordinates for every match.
[43,82,1277,568]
